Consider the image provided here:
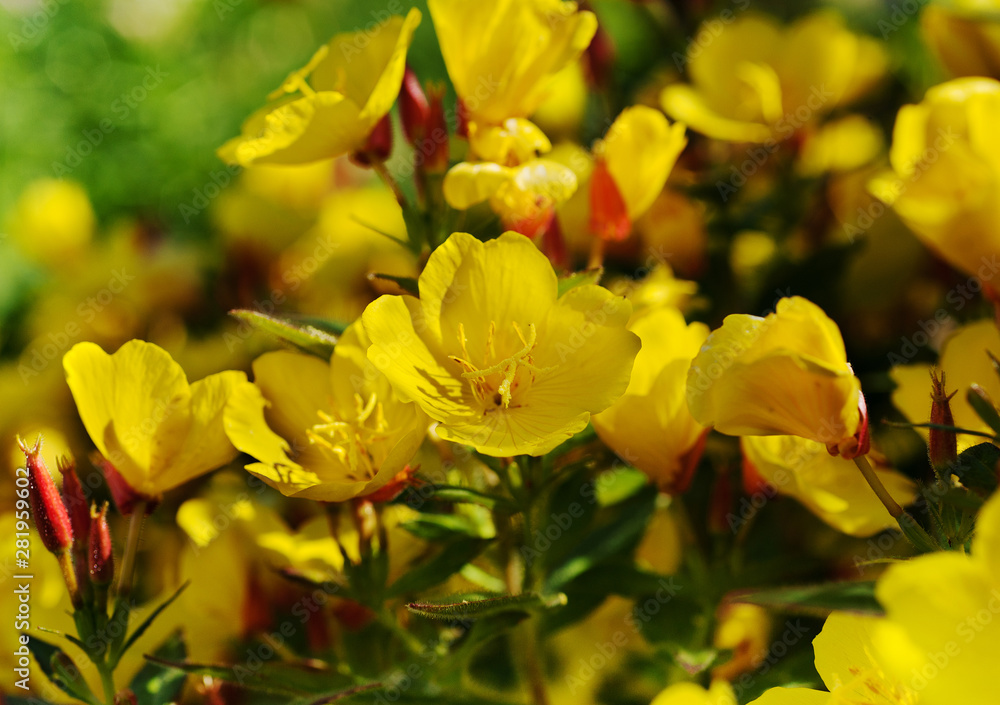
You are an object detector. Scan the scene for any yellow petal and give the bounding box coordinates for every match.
[742,435,916,537]
[661,84,773,143]
[154,370,246,493]
[251,351,332,451]
[490,159,578,223]
[468,117,552,164]
[797,115,885,177]
[748,688,829,705]
[601,106,687,220]
[651,681,737,705]
[63,340,192,496]
[428,0,597,122]
[443,162,514,210]
[972,490,1000,585]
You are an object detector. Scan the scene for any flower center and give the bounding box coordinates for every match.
[449,321,554,411]
[306,393,392,481]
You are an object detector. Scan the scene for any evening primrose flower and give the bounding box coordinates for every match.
[661,11,887,143]
[218,9,421,166]
[651,681,736,705]
[871,490,1000,705]
[891,319,1000,453]
[362,231,640,456]
[223,321,427,501]
[592,308,709,493]
[922,0,1000,79]
[428,0,596,163]
[442,159,578,236]
[870,77,1000,280]
[687,296,865,454]
[741,435,916,536]
[63,340,247,499]
[750,613,917,705]
[590,106,687,241]
[5,179,95,267]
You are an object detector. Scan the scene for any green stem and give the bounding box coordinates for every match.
[115,502,146,600]
[98,664,115,704]
[371,160,407,207]
[853,456,938,552]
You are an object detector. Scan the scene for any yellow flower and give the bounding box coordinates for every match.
[661,12,887,143]
[442,159,578,235]
[796,115,885,177]
[218,9,421,166]
[870,77,1000,280]
[741,435,916,536]
[891,319,1000,454]
[223,321,427,501]
[749,612,916,705]
[871,490,1000,705]
[590,107,687,240]
[606,264,700,317]
[922,1,1000,79]
[651,680,736,705]
[63,340,246,498]
[686,296,863,451]
[713,603,771,681]
[362,232,640,456]
[592,308,709,492]
[429,0,596,161]
[5,179,95,267]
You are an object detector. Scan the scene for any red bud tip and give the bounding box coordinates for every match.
[58,456,91,542]
[89,503,114,585]
[351,113,394,167]
[91,453,152,515]
[18,436,74,555]
[422,84,450,173]
[585,24,616,88]
[929,369,958,473]
[589,159,631,241]
[399,65,430,146]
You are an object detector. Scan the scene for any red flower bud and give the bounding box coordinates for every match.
[929,369,958,474]
[589,159,631,241]
[422,84,450,174]
[89,503,114,585]
[91,453,152,516]
[18,436,73,555]
[585,24,616,88]
[351,114,394,167]
[399,65,430,146]
[58,457,90,543]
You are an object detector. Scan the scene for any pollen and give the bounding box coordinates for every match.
[307,393,393,480]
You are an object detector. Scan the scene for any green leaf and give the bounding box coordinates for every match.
[728,581,883,617]
[130,631,188,705]
[544,484,657,591]
[557,268,603,297]
[146,658,351,697]
[113,582,188,666]
[967,385,1000,436]
[386,539,490,599]
[401,513,490,541]
[407,592,566,621]
[368,272,419,295]
[304,682,384,704]
[229,309,339,358]
[953,442,1000,495]
[25,634,100,704]
[406,484,517,512]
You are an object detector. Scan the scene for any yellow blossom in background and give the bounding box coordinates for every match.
[218,9,421,166]
[922,0,1000,79]
[872,490,1000,705]
[636,185,709,277]
[607,264,700,318]
[428,0,596,162]
[891,319,1000,453]
[442,159,578,234]
[749,612,916,704]
[871,77,1000,280]
[712,603,771,681]
[363,232,640,456]
[224,321,427,501]
[661,12,887,143]
[592,308,709,492]
[5,178,95,267]
[63,339,246,498]
[687,297,863,450]
[651,680,737,705]
[531,60,589,140]
[741,435,916,536]
[796,115,885,177]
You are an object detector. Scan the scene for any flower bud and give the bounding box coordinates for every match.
[589,159,631,241]
[89,503,114,585]
[57,457,90,544]
[399,65,430,146]
[422,84,450,174]
[929,369,958,475]
[18,436,73,555]
[351,114,394,167]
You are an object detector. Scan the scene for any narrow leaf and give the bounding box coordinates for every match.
[953,442,1000,495]
[407,592,566,621]
[728,581,883,617]
[230,309,339,358]
[557,268,603,298]
[967,385,1000,436]
[24,634,99,704]
[368,272,419,295]
[113,582,188,665]
[130,631,188,705]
